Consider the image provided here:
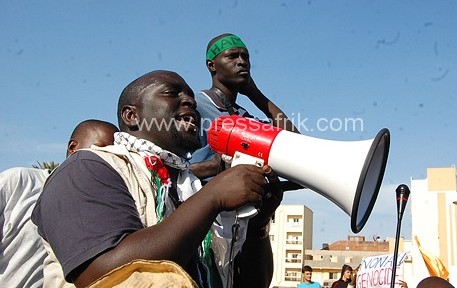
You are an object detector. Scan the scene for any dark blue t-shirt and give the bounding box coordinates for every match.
[32,150,143,281]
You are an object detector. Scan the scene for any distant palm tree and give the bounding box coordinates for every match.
[32,161,59,172]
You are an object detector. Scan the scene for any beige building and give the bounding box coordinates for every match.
[270,205,313,287]
[409,166,457,287]
[269,205,388,288]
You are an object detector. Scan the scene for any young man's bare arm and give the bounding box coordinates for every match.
[239,77,299,133]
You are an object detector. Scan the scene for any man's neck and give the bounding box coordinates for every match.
[210,85,237,106]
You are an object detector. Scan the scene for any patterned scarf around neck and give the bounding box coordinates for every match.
[114,132,200,221]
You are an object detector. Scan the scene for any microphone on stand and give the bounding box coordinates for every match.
[396,184,410,221]
[390,184,411,288]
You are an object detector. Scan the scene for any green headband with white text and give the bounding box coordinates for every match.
[206,35,247,60]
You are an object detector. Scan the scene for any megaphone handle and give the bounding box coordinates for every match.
[228,152,264,220]
[280,180,305,191]
[236,205,259,219]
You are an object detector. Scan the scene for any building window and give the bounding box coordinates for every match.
[285,269,301,281]
[287,215,302,227]
[291,218,300,227]
[286,232,302,245]
[286,250,302,263]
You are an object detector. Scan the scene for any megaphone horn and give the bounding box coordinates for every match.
[208,115,390,233]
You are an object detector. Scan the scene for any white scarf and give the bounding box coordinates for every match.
[114,132,201,205]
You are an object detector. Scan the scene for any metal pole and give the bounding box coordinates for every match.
[390,215,402,288]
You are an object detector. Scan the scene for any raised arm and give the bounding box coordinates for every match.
[239,76,299,133]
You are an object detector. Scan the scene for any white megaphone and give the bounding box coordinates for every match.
[208,115,390,233]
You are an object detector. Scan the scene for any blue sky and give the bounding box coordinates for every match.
[1,1,456,249]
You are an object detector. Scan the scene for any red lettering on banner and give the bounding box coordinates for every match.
[357,267,393,288]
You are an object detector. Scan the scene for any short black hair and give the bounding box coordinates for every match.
[70,119,118,140]
[117,71,162,131]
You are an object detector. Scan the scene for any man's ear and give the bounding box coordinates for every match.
[67,139,78,157]
[121,105,139,131]
[207,59,216,73]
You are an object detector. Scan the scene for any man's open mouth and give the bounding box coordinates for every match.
[176,115,198,132]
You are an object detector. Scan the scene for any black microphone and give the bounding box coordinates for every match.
[396,184,411,221]
[390,184,411,288]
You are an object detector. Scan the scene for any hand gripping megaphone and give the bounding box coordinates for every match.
[208,115,390,233]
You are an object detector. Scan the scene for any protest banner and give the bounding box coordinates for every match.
[356,251,409,288]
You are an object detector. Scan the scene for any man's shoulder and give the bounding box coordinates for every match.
[72,149,104,159]
[58,149,108,169]
[0,166,49,178]
[196,90,213,102]
[63,146,132,168]
[298,282,321,288]
[196,90,224,111]
[0,167,49,188]
[0,167,49,211]
[47,149,120,185]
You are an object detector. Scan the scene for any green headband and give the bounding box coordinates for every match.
[206,35,247,60]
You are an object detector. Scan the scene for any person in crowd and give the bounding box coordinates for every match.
[416,276,455,288]
[32,70,283,288]
[189,33,298,181]
[331,264,357,288]
[0,119,118,288]
[66,119,119,157]
[297,265,322,288]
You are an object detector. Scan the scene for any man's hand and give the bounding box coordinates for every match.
[398,280,408,288]
[248,165,283,231]
[350,265,359,286]
[201,164,282,218]
[203,164,270,212]
[238,75,299,133]
[238,76,259,99]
